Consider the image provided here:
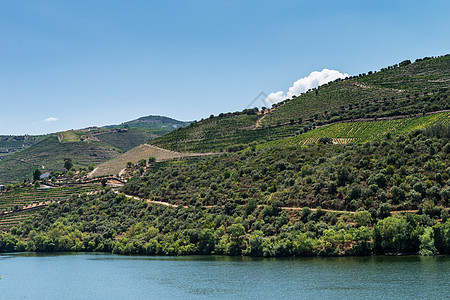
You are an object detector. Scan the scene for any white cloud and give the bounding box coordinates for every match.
[266,69,349,105]
[44,117,58,122]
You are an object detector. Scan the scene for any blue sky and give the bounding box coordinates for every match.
[1,0,450,135]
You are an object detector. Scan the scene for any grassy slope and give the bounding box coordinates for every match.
[152,55,450,152]
[90,144,210,177]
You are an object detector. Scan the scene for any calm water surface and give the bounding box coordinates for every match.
[0,253,448,299]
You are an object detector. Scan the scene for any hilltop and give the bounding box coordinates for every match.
[152,55,450,152]
[118,115,190,129]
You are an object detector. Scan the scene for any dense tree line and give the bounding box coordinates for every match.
[0,189,449,256]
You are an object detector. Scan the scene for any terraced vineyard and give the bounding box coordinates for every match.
[0,185,102,230]
[260,55,450,128]
[152,112,306,152]
[0,210,39,231]
[358,55,450,91]
[259,80,405,127]
[152,112,263,152]
[59,128,161,152]
[260,111,450,147]
[153,55,450,153]
[94,128,162,152]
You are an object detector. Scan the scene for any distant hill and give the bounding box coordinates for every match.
[152,55,450,152]
[118,115,190,129]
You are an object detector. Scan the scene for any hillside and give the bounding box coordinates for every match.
[0,115,188,184]
[0,135,48,161]
[260,111,450,147]
[1,55,450,258]
[1,125,449,257]
[152,55,450,152]
[152,109,305,152]
[0,136,119,184]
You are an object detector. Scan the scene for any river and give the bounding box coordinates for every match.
[0,253,448,299]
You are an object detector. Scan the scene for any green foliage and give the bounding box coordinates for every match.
[374,216,416,253]
[32,169,42,182]
[354,210,372,227]
[126,129,450,212]
[64,158,73,171]
[419,227,438,256]
[0,185,101,230]
[1,190,447,257]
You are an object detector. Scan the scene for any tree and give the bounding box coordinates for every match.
[248,231,264,256]
[377,203,391,219]
[138,159,147,167]
[245,198,257,216]
[33,169,42,182]
[354,210,372,227]
[374,216,410,253]
[419,227,438,256]
[64,158,73,171]
[227,224,246,255]
[368,173,387,188]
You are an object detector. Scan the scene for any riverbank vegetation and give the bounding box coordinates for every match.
[0,126,449,256]
[0,189,448,256]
